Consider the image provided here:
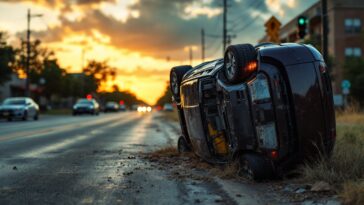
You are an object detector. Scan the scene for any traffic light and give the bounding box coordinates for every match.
[297,16,307,39]
[119,100,124,105]
[86,94,92,100]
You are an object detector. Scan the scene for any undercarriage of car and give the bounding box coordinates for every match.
[170,43,336,180]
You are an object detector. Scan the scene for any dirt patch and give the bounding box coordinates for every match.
[142,146,340,204]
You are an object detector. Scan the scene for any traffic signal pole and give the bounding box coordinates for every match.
[321,0,328,63]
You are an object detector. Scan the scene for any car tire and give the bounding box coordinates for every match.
[22,111,28,121]
[238,153,274,181]
[33,112,39,121]
[177,136,191,153]
[224,44,256,84]
[170,65,192,103]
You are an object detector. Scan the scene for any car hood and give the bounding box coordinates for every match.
[0,105,25,110]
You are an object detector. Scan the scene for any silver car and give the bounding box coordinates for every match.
[0,97,39,121]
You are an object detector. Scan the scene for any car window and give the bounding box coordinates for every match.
[3,99,26,105]
[77,100,93,105]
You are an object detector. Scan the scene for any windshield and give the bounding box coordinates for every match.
[3,99,26,105]
[106,102,116,106]
[76,99,93,105]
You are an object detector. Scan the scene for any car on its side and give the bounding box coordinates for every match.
[104,101,119,112]
[72,99,100,115]
[0,97,39,121]
[170,43,335,180]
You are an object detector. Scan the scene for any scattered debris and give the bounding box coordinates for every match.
[295,188,306,194]
[310,181,331,192]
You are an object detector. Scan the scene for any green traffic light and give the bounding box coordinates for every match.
[299,18,305,25]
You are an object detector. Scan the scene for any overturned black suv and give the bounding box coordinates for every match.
[170,43,335,180]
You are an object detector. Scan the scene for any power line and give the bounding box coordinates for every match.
[232,14,261,33]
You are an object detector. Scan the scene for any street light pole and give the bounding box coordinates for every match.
[25,9,42,97]
[25,9,31,97]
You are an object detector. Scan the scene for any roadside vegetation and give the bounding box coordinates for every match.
[302,105,364,205]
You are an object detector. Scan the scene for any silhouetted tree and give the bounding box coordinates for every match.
[0,32,15,85]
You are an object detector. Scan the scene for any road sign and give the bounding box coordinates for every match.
[342,88,350,95]
[341,80,351,89]
[264,16,281,43]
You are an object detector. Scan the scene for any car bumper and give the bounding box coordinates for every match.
[73,108,95,114]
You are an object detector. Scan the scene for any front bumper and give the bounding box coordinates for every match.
[0,110,25,118]
[73,108,95,114]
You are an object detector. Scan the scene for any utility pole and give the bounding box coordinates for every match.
[223,0,227,54]
[26,9,31,97]
[25,9,42,97]
[321,0,328,64]
[189,47,193,65]
[201,28,205,62]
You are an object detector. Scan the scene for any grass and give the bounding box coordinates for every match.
[301,106,364,205]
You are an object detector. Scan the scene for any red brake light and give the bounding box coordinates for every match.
[270,150,279,159]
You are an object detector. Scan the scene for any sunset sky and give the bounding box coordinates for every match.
[0,0,317,104]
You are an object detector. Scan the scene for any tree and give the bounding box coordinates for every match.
[0,32,15,85]
[83,60,116,91]
[344,57,364,103]
[155,82,172,106]
[40,60,66,99]
[14,39,54,82]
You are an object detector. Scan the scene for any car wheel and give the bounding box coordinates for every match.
[177,136,191,153]
[224,44,256,84]
[170,65,192,103]
[33,112,39,121]
[238,153,274,181]
[22,111,28,121]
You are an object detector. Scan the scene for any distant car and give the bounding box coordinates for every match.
[0,97,39,121]
[171,43,335,180]
[163,103,174,112]
[119,104,126,111]
[104,101,119,112]
[72,99,100,115]
[131,104,139,111]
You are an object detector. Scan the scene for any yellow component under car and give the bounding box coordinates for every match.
[208,123,228,155]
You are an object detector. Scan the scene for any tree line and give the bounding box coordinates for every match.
[0,31,145,107]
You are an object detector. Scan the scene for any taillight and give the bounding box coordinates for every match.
[270,150,279,159]
[319,62,327,74]
[244,61,258,73]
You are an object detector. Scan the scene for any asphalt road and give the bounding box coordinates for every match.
[0,112,239,205]
[0,112,338,205]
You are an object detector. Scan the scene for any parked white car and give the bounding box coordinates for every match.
[0,97,39,121]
